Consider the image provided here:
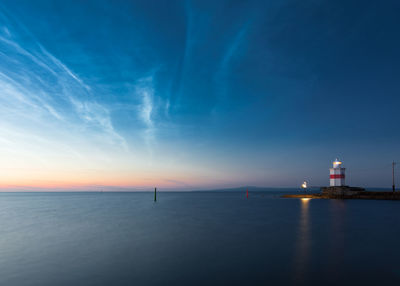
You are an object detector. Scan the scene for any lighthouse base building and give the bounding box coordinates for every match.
[321,159,365,196]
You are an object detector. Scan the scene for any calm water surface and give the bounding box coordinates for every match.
[0,191,399,286]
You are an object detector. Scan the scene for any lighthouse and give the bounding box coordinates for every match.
[330,158,345,186]
[321,158,364,195]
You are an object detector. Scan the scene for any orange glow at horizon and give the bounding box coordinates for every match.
[0,168,230,190]
[0,176,196,189]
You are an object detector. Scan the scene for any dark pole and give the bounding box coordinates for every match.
[154,187,157,202]
[393,162,396,192]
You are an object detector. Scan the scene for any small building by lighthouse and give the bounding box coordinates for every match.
[330,158,345,186]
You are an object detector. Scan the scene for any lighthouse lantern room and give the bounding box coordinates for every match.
[330,158,346,187]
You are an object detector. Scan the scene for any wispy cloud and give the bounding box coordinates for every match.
[220,26,248,71]
[69,97,128,149]
[135,77,156,148]
[1,24,10,36]
[213,24,250,112]
[0,12,128,165]
[40,45,91,92]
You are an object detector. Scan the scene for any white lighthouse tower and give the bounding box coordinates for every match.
[330,158,345,186]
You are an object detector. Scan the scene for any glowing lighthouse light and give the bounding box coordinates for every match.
[333,159,342,168]
[330,158,346,187]
[301,181,307,189]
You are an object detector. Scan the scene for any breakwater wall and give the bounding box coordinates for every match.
[282,191,400,200]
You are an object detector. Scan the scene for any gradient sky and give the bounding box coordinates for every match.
[0,0,399,190]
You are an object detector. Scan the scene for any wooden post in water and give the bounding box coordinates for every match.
[393,162,396,192]
[154,187,157,202]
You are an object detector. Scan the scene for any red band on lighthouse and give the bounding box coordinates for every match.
[330,174,345,179]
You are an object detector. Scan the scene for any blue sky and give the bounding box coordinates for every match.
[0,0,399,190]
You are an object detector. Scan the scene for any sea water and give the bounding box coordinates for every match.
[0,191,399,286]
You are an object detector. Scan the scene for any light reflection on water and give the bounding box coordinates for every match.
[327,199,346,277]
[293,198,311,283]
[293,198,350,284]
